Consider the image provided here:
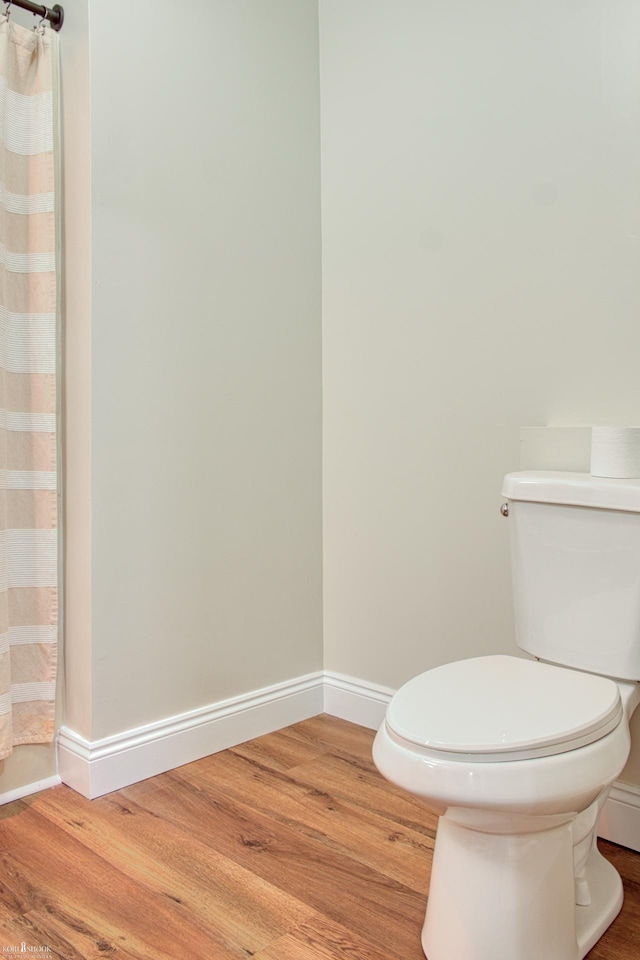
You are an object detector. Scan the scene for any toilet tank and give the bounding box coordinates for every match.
[502,471,640,681]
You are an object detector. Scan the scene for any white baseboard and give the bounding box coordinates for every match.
[58,671,324,799]
[0,774,61,806]
[56,669,391,801]
[0,667,626,853]
[323,670,392,729]
[598,780,640,851]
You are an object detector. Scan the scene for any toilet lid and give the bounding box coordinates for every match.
[386,655,623,762]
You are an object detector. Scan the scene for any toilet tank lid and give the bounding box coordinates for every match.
[502,471,640,513]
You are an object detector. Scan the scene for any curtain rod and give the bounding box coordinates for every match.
[5,1,64,31]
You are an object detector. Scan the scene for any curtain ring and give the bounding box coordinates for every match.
[3,1,12,20]
[36,7,48,30]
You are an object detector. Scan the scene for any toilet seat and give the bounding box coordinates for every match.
[386,655,623,762]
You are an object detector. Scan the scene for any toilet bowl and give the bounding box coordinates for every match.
[373,655,638,960]
[372,472,640,960]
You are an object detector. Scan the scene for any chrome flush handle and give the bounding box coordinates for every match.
[500,503,509,517]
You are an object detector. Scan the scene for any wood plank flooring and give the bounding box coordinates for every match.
[0,714,638,959]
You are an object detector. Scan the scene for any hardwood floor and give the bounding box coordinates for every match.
[0,714,638,959]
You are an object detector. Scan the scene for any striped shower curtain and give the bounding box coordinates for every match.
[0,16,59,759]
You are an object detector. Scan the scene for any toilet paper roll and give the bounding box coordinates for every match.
[590,426,640,479]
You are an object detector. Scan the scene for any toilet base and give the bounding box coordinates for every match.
[575,846,623,959]
[421,811,623,960]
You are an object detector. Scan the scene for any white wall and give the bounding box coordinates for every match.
[319,0,640,784]
[85,0,323,740]
[62,0,92,744]
[5,0,323,793]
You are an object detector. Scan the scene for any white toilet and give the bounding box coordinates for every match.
[373,471,640,960]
